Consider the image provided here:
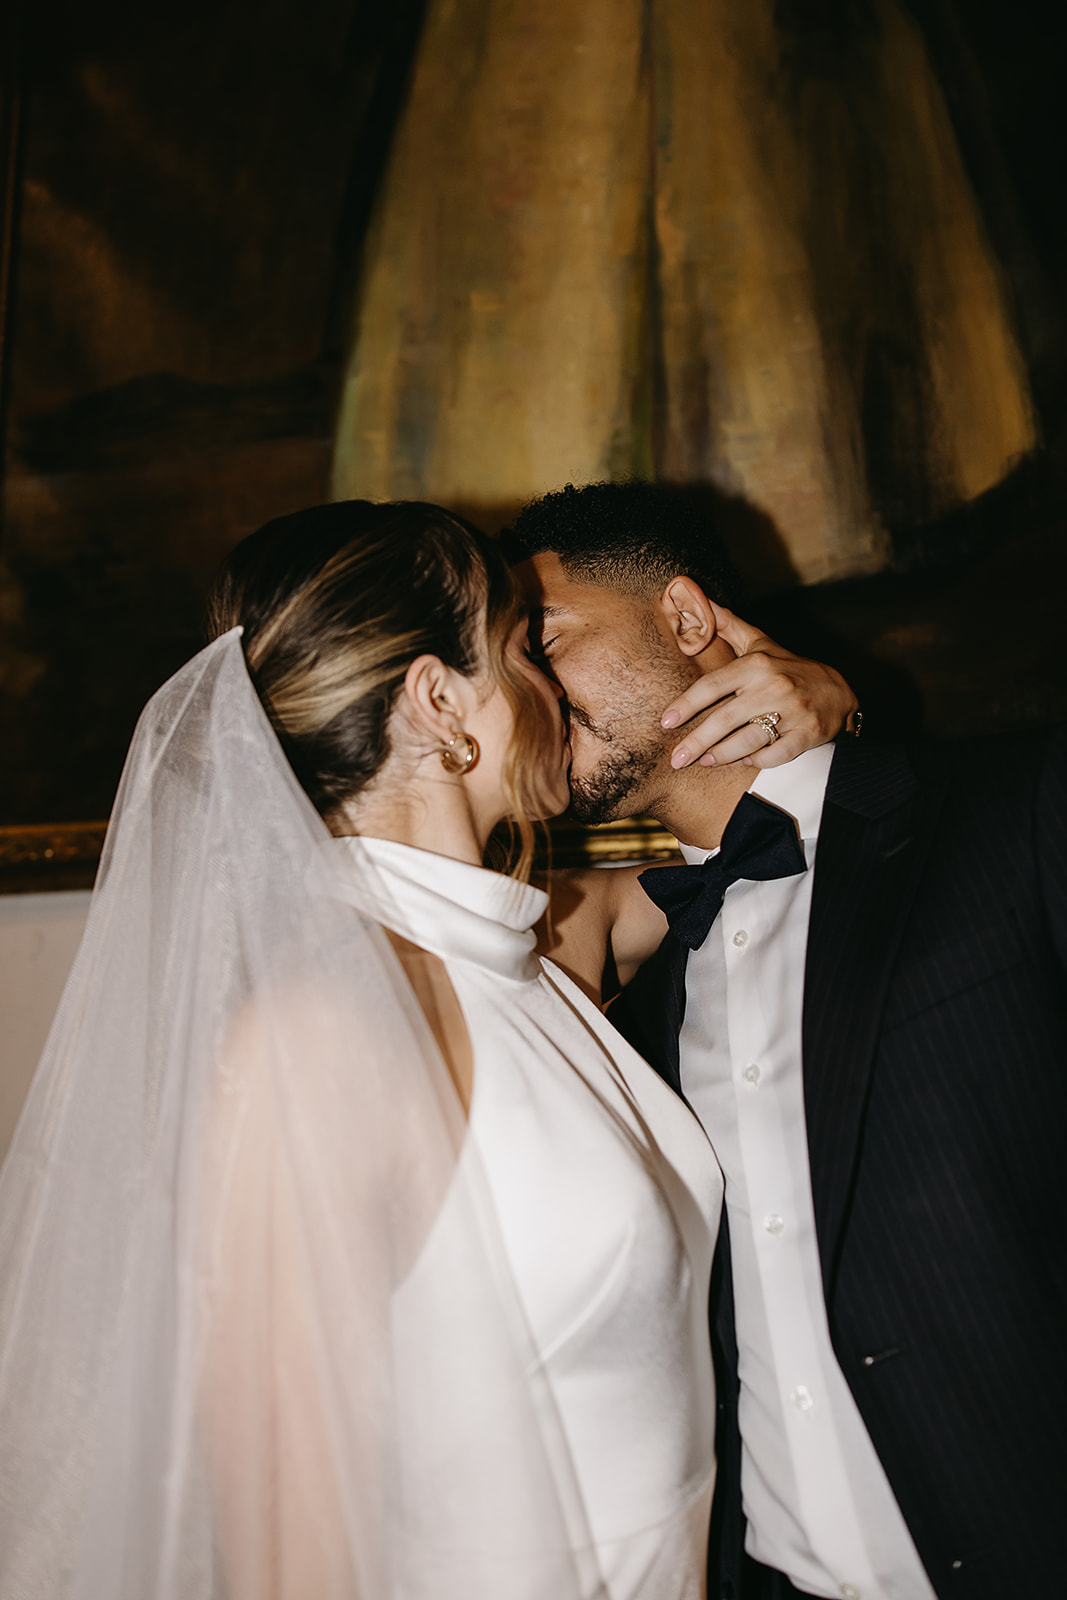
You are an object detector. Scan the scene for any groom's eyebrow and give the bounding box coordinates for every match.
[526,603,578,643]
[526,605,567,637]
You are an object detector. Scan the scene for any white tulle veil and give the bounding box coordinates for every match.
[0,630,604,1599]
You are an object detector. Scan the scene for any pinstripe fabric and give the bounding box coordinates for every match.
[610,730,1067,1600]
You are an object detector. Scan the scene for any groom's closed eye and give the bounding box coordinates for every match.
[525,636,558,663]
[524,605,562,656]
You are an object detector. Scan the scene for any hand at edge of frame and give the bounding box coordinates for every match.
[660,603,860,770]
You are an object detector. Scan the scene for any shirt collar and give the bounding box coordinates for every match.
[679,743,834,865]
[320,835,546,983]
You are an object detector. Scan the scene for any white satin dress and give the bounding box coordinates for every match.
[329,837,723,1600]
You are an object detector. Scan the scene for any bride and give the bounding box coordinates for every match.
[0,499,850,1600]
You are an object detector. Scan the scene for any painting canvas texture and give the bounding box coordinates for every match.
[1,0,1065,885]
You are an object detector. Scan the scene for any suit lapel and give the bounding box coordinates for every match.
[803,740,947,1298]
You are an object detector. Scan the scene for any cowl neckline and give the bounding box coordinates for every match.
[325,835,547,983]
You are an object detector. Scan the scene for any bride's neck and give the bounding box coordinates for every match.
[329,762,491,868]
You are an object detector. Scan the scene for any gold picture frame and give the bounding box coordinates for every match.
[0,815,677,895]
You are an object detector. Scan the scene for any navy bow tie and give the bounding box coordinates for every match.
[639,792,808,950]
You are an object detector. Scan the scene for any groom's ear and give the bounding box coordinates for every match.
[657,577,718,658]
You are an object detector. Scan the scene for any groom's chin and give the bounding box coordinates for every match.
[562,799,611,827]
[564,754,658,826]
[563,786,634,828]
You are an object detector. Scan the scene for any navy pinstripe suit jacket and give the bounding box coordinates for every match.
[609,730,1067,1600]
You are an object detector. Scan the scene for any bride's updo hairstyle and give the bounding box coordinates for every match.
[208,500,551,872]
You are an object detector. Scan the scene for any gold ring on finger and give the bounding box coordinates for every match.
[748,711,782,746]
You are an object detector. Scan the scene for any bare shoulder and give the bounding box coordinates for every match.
[535,867,616,1004]
[604,862,672,987]
[536,861,673,1002]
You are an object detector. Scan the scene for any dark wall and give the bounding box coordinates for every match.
[0,0,426,824]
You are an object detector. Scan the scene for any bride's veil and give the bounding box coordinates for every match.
[0,629,603,1598]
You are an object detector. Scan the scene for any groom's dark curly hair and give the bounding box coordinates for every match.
[498,480,747,610]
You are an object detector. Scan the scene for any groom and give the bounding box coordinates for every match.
[502,481,1067,1600]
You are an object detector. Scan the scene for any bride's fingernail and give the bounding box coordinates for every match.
[670,747,690,768]
[700,753,716,766]
[661,709,680,728]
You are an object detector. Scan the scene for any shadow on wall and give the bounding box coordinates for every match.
[756,448,1067,743]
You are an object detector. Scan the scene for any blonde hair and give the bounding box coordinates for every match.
[208,501,551,877]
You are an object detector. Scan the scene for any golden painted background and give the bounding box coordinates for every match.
[334,0,1033,583]
[1,0,1065,887]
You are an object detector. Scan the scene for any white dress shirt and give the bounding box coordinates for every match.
[678,746,936,1600]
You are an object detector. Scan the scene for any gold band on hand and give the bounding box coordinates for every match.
[748,712,782,746]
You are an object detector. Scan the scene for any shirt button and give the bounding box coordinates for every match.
[790,1385,814,1412]
[840,1587,860,1600]
[764,1213,784,1235]
[742,1063,761,1086]
[732,929,749,948]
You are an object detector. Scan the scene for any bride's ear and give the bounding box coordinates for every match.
[657,577,718,658]
[402,655,471,744]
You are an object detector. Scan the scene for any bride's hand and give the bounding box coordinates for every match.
[661,603,859,769]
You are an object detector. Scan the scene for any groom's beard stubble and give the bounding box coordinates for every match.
[563,621,693,825]
[564,702,664,825]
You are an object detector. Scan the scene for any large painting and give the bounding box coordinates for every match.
[2,0,1066,890]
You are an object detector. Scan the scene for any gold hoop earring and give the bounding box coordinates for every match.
[440,732,479,775]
